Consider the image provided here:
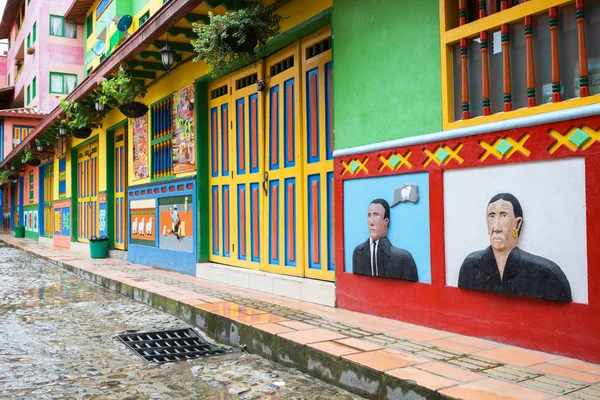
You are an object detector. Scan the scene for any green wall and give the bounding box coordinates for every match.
[332,0,442,150]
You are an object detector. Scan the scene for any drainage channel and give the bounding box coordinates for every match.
[117,327,226,364]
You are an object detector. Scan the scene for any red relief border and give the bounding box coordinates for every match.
[334,114,600,364]
[338,115,600,179]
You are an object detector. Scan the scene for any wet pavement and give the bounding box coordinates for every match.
[0,245,363,400]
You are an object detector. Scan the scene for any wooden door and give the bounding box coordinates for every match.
[262,42,304,277]
[114,127,127,249]
[43,163,54,237]
[76,142,99,242]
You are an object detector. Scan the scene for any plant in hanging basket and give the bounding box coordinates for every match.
[71,126,92,139]
[27,46,35,55]
[99,65,148,118]
[191,1,284,77]
[118,101,149,118]
[59,97,103,138]
[22,148,41,167]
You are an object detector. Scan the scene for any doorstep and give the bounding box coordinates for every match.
[2,234,600,400]
[197,262,336,307]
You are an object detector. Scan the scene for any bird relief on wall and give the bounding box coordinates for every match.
[129,199,157,246]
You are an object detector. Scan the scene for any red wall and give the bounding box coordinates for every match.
[335,115,600,363]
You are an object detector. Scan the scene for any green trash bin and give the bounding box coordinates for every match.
[90,236,109,259]
[14,226,25,238]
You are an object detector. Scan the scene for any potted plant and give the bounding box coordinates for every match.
[27,46,34,55]
[59,97,103,139]
[99,65,148,118]
[191,1,284,77]
[22,148,41,167]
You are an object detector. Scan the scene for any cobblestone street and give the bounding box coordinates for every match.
[0,244,362,400]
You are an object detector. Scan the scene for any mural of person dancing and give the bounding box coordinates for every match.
[458,193,572,302]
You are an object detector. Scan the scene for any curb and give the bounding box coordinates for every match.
[1,239,451,400]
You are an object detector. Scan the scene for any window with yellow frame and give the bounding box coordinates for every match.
[440,0,600,129]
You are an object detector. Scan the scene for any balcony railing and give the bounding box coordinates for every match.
[441,0,599,128]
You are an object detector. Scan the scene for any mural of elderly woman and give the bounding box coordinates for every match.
[458,193,572,302]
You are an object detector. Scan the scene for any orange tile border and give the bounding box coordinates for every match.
[439,378,552,400]
[279,328,347,345]
[343,349,429,371]
[416,362,484,383]
[277,321,316,331]
[533,362,600,383]
[334,338,384,352]
[228,313,289,326]
[474,347,559,367]
[308,341,362,357]
[548,358,600,376]
[387,366,458,390]
[427,339,480,355]
[443,335,499,351]
[254,323,296,335]
[388,327,454,342]
[350,319,411,332]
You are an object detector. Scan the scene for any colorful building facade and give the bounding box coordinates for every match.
[0,0,598,364]
[334,0,600,363]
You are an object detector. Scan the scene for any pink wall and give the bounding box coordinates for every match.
[0,55,7,87]
[2,117,38,158]
[6,0,84,112]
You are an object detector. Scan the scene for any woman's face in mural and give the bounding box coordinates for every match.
[367,203,389,241]
[486,199,522,252]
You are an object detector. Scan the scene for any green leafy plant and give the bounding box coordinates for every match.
[0,169,17,185]
[21,148,35,163]
[98,65,147,105]
[59,97,103,129]
[191,2,284,77]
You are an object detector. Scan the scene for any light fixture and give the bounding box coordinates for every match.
[35,140,44,152]
[58,124,67,137]
[94,97,104,112]
[160,34,176,75]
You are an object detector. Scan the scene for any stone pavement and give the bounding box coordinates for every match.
[3,234,600,400]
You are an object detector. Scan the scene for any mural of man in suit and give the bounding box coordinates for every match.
[352,198,418,281]
[458,193,572,302]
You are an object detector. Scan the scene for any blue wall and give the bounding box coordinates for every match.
[343,173,431,283]
[127,179,197,276]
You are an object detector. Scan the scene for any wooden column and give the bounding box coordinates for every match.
[501,0,512,112]
[549,7,562,102]
[576,0,590,97]
[525,0,536,107]
[459,0,470,119]
[480,0,491,115]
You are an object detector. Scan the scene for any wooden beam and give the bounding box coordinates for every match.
[153,40,194,53]
[139,51,182,62]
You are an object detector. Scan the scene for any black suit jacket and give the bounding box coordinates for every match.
[458,246,572,302]
[352,237,418,281]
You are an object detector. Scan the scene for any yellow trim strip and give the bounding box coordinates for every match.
[443,0,573,44]
[443,94,600,130]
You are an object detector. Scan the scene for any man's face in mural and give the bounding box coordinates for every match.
[367,203,389,241]
[487,199,522,252]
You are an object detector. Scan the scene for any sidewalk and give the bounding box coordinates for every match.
[3,235,599,400]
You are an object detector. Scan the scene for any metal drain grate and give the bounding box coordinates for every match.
[117,328,225,363]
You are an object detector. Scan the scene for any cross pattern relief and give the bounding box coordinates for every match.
[479,134,531,162]
[423,144,464,167]
[548,125,600,154]
[341,157,369,176]
[378,151,412,172]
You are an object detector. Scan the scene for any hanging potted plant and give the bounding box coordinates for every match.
[22,148,41,167]
[59,98,103,139]
[99,65,148,118]
[191,1,284,77]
